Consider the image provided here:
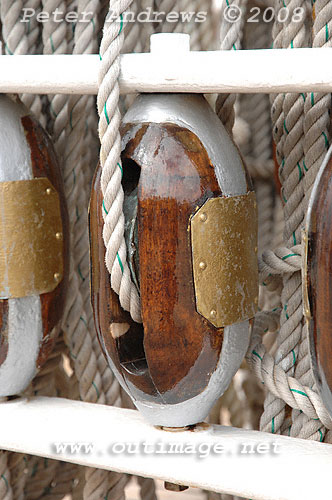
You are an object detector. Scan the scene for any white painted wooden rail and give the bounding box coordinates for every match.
[0,397,331,500]
[1,47,332,95]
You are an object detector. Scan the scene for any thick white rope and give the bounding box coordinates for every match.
[0,451,12,500]
[259,0,307,436]
[216,0,247,134]
[98,0,141,324]
[62,3,122,499]
[289,0,332,443]
[247,311,332,429]
[259,245,302,281]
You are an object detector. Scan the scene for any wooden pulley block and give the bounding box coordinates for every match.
[90,93,258,427]
[304,145,332,417]
[0,95,69,396]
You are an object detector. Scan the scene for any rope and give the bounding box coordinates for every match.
[154,0,178,33]
[7,453,26,500]
[0,451,12,500]
[138,0,154,52]
[23,346,62,499]
[259,0,307,436]
[177,0,215,50]
[216,0,246,134]
[218,377,247,429]
[39,462,80,500]
[247,311,332,429]
[304,0,332,207]
[287,0,332,442]
[97,0,141,323]
[137,476,157,500]
[258,245,302,281]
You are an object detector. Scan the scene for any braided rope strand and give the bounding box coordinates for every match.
[0,450,12,500]
[98,0,141,323]
[247,311,332,429]
[260,0,307,436]
[216,0,246,134]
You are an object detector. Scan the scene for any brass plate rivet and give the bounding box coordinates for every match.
[199,213,207,222]
[210,310,217,319]
[254,297,258,304]
[54,273,61,282]
[255,247,258,253]
[199,261,207,270]
[55,232,63,240]
[46,188,52,195]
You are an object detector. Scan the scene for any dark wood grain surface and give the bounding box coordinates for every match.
[307,153,332,415]
[90,121,239,405]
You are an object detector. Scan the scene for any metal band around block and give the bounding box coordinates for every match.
[191,192,258,328]
[0,178,64,299]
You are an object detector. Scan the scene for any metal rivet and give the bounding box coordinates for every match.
[255,247,258,253]
[46,188,52,195]
[210,310,217,319]
[254,297,258,305]
[199,213,207,222]
[54,273,61,282]
[55,232,62,240]
[254,201,257,209]
[199,261,207,270]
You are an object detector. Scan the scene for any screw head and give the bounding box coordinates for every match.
[199,213,207,222]
[210,310,217,319]
[55,232,62,240]
[54,273,61,282]
[46,188,52,195]
[199,261,207,270]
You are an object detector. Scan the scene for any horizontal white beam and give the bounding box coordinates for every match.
[1,48,332,95]
[0,397,331,500]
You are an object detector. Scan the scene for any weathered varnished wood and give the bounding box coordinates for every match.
[307,152,332,416]
[21,114,69,369]
[130,123,225,402]
[90,93,255,426]
[89,167,160,401]
[92,122,226,405]
[91,119,255,406]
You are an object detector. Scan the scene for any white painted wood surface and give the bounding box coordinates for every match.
[0,48,332,95]
[0,397,331,500]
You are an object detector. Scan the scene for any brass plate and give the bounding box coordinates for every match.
[191,192,258,328]
[0,178,64,299]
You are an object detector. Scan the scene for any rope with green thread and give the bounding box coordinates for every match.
[98,0,142,324]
